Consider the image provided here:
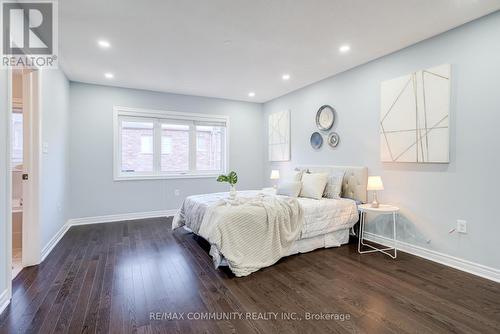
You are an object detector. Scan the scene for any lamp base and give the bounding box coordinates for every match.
[371,191,380,208]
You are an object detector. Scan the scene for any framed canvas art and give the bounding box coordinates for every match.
[268,110,291,161]
[380,64,451,163]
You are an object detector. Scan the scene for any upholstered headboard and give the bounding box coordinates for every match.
[296,165,368,203]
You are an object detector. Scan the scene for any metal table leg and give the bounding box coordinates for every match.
[358,211,397,259]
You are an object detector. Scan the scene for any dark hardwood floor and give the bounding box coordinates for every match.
[1,217,499,334]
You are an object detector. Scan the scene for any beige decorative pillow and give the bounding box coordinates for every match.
[299,172,329,200]
[277,181,302,197]
[324,171,345,199]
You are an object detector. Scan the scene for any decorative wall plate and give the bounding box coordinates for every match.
[327,132,340,148]
[310,132,323,149]
[315,105,335,131]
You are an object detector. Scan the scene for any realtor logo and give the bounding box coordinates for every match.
[1,0,58,68]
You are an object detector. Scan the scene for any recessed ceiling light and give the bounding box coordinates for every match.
[104,72,114,79]
[282,74,291,80]
[339,44,351,53]
[248,92,255,97]
[98,40,111,48]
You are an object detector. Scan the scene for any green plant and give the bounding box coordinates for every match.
[217,171,238,186]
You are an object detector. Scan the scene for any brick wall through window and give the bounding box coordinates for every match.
[120,121,224,173]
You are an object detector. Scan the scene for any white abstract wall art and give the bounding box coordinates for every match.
[380,64,451,163]
[268,110,290,161]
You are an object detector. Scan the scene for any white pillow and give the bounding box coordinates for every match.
[299,173,329,200]
[286,170,304,182]
[276,181,302,197]
[324,171,345,199]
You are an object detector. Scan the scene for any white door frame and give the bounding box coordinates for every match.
[5,68,13,300]
[4,68,41,299]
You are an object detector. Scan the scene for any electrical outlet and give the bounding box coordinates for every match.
[457,220,467,234]
[174,189,180,196]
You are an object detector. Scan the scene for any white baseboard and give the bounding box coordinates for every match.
[40,209,177,262]
[364,232,500,283]
[0,289,10,315]
[41,222,71,262]
[68,209,177,226]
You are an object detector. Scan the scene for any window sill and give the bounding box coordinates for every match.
[114,173,222,181]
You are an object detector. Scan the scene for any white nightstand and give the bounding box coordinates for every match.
[357,204,399,259]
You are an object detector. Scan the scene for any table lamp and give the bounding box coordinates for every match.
[270,170,280,189]
[367,176,384,208]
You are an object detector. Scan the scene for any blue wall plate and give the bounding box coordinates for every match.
[310,132,323,149]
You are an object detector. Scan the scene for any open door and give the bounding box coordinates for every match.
[6,67,41,286]
[20,69,41,268]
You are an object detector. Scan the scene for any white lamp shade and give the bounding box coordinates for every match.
[270,170,280,180]
[367,176,384,191]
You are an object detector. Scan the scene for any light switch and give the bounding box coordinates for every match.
[43,142,49,154]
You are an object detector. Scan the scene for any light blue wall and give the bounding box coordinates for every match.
[40,69,71,247]
[263,12,500,270]
[69,83,264,218]
[0,70,9,298]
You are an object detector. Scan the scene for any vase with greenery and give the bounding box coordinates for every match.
[217,171,238,198]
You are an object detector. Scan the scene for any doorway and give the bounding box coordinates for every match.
[8,68,40,281]
[11,71,23,278]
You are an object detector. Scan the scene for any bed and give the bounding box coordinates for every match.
[172,166,367,276]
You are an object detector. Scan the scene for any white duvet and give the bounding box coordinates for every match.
[297,196,359,239]
[172,190,358,276]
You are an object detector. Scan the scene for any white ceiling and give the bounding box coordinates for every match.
[59,0,500,103]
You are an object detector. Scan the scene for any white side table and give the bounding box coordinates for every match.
[358,204,399,259]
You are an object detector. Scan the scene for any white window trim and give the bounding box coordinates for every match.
[113,106,230,181]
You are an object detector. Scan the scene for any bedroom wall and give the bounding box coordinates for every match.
[263,12,500,271]
[40,69,71,248]
[68,83,264,218]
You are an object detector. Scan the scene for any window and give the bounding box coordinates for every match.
[161,123,189,172]
[11,112,23,167]
[161,136,172,154]
[196,125,225,171]
[114,107,228,180]
[140,135,153,154]
[120,121,154,172]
